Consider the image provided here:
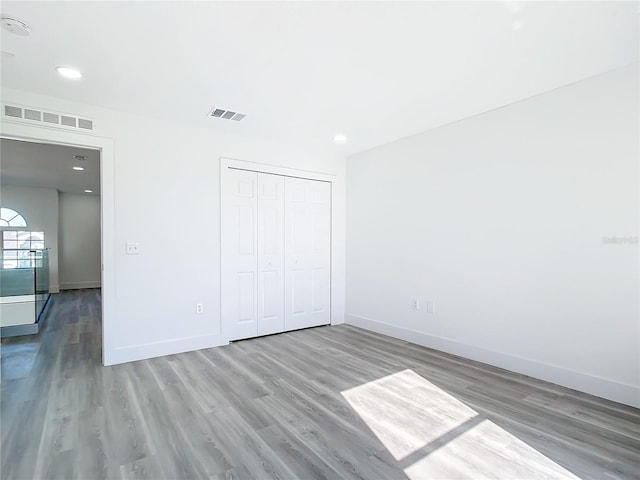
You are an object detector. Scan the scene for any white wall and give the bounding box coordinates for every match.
[58,192,101,290]
[0,185,60,292]
[1,87,346,366]
[346,65,639,407]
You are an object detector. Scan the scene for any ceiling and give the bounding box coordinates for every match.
[1,1,638,156]
[1,139,100,194]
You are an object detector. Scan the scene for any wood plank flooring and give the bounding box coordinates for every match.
[1,289,639,479]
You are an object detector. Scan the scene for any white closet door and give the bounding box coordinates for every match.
[221,169,258,341]
[257,173,285,336]
[284,177,331,330]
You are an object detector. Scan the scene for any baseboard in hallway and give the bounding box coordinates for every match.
[59,281,102,290]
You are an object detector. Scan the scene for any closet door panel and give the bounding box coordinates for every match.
[311,267,329,313]
[257,173,285,336]
[222,169,258,341]
[237,272,256,322]
[285,177,331,330]
[308,180,331,324]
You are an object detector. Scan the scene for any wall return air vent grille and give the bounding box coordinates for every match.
[209,107,245,122]
[2,103,95,132]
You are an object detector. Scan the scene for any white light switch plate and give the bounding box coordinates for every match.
[126,242,140,255]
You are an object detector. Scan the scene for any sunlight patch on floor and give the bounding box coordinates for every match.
[341,369,581,479]
[404,419,580,479]
[341,369,477,460]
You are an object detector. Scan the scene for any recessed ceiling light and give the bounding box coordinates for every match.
[334,134,347,144]
[56,66,83,80]
[73,166,84,171]
[84,189,93,193]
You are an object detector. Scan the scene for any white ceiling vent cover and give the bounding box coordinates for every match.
[2,103,95,132]
[209,107,246,121]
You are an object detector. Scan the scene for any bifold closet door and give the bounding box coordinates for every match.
[257,173,285,336]
[221,169,258,341]
[222,167,330,341]
[284,177,331,331]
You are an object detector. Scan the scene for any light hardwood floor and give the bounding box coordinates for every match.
[1,289,639,479]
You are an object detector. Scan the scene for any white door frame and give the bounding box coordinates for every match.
[220,157,336,342]
[1,120,116,366]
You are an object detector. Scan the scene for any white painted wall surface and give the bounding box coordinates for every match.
[59,192,101,290]
[1,87,346,365]
[346,65,639,407]
[0,185,60,292]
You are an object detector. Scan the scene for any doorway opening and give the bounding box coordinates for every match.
[0,118,117,367]
[0,138,102,377]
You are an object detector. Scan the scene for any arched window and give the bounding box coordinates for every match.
[0,207,44,269]
[0,207,27,227]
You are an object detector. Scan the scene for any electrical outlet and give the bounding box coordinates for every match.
[426,300,435,315]
[126,242,140,255]
[196,303,204,314]
[411,299,420,310]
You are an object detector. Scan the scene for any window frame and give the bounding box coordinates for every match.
[0,207,27,227]
[1,230,46,269]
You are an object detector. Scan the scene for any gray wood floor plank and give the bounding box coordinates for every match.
[208,405,298,480]
[255,424,339,480]
[75,407,117,480]
[2,289,639,480]
[257,389,407,480]
[124,361,221,479]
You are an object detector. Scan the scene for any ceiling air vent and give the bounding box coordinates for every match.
[4,105,22,118]
[2,103,95,132]
[43,112,59,124]
[78,119,93,130]
[209,107,246,121]
[24,109,41,121]
[61,115,77,127]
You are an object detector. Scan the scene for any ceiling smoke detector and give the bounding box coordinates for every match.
[209,107,246,122]
[1,16,30,36]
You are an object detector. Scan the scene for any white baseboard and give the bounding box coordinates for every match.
[104,333,228,366]
[60,281,101,290]
[345,314,640,408]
